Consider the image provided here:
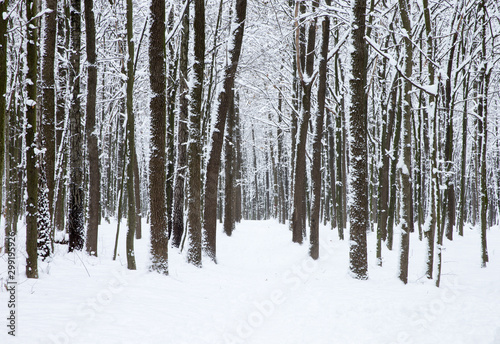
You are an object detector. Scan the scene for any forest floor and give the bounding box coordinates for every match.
[1,218,500,344]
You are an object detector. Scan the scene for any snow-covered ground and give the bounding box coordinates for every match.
[1,219,500,344]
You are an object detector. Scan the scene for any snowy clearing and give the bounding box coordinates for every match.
[1,220,500,344]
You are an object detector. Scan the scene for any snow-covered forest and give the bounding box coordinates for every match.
[1,0,500,342]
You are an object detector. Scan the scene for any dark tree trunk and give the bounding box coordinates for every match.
[149,0,168,274]
[224,92,236,236]
[40,0,57,228]
[26,0,39,278]
[349,0,368,280]
[234,95,243,223]
[377,74,397,265]
[398,0,413,284]
[68,0,85,252]
[443,17,460,242]
[133,149,142,239]
[171,1,189,248]
[85,0,100,256]
[186,0,205,267]
[54,0,70,234]
[291,1,317,244]
[166,6,176,240]
[125,0,136,270]
[310,2,330,260]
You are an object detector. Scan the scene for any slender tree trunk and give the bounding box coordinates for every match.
[186,0,205,267]
[133,149,142,239]
[125,0,136,270]
[26,0,39,278]
[335,48,345,240]
[478,0,489,267]
[349,0,368,280]
[224,92,236,236]
[310,1,330,260]
[397,0,413,284]
[149,0,168,274]
[67,0,85,252]
[458,76,469,237]
[479,70,489,268]
[166,6,176,240]
[291,1,317,244]
[40,0,57,230]
[85,0,99,256]
[171,1,189,248]
[422,0,437,280]
[54,0,70,234]
[377,73,397,265]
[386,85,402,251]
[234,95,243,223]
[326,110,336,229]
[443,10,461,242]
[251,126,259,220]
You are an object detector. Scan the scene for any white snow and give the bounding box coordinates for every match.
[1,220,500,344]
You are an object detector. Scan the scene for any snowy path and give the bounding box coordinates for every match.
[1,220,500,344]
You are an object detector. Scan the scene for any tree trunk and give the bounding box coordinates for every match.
[67,0,85,252]
[149,0,168,274]
[310,2,330,260]
[40,0,57,229]
[291,0,317,244]
[125,0,136,270]
[186,0,205,267]
[349,0,368,280]
[443,11,461,242]
[54,0,70,235]
[234,94,243,223]
[26,0,39,278]
[166,6,176,240]
[133,148,142,239]
[171,1,189,248]
[224,92,236,236]
[398,0,413,284]
[85,0,99,256]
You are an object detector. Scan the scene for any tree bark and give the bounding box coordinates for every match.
[40,0,57,229]
[149,0,168,274]
[171,1,189,248]
[223,92,236,236]
[349,0,368,280]
[310,1,330,260]
[291,0,317,244]
[85,0,100,256]
[26,0,39,278]
[398,0,413,284]
[68,0,85,252]
[186,0,205,267]
[125,0,136,270]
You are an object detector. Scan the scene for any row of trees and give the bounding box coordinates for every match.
[1,0,499,285]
